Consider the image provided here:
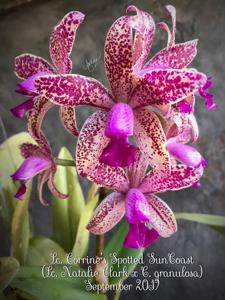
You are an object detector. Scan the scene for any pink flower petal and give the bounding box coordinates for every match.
[104,16,133,101]
[127,5,155,72]
[124,223,159,248]
[10,98,34,119]
[167,142,206,167]
[15,54,55,80]
[145,194,177,238]
[165,5,176,47]
[130,69,207,108]
[134,108,170,171]
[139,164,203,194]
[189,113,199,143]
[59,106,79,136]
[49,11,85,74]
[87,192,125,234]
[37,170,51,206]
[99,136,136,167]
[99,103,136,167]
[145,40,198,70]
[28,97,53,152]
[48,171,68,200]
[35,74,114,109]
[76,111,129,192]
[20,143,45,159]
[11,156,51,181]
[14,184,27,201]
[128,150,148,188]
[125,188,150,224]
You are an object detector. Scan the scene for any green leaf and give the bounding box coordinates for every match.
[72,183,98,260]
[11,181,32,265]
[52,147,85,252]
[11,266,107,300]
[0,132,35,228]
[175,213,225,235]
[104,220,144,285]
[26,237,67,266]
[0,257,19,291]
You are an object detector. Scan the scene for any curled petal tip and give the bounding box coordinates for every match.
[192,181,201,188]
[14,184,27,200]
[10,98,34,119]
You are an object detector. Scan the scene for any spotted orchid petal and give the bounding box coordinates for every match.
[144,40,198,70]
[37,170,51,206]
[124,223,159,248]
[35,74,114,109]
[128,150,148,188]
[10,98,34,119]
[165,5,176,47]
[14,54,55,80]
[145,194,177,238]
[167,142,207,167]
[130,69,207,108]
[100,103,136,167]
[49,11,85,74]
[28,97,53,151]
[139,164,203,194]
[20,143,45,158]
[127,5,155,72]
[189,113,199,143]
[87,192,125,234]
[125,188,150,224]
[134,107,170,171]
[76,111,129,192]
[59,106,79,136]
[104,16,133,102]
[11,156,51,181]
[48,171,68,200]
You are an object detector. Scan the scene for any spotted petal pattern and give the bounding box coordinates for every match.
[127,5,155,72]
[130,69,207,108]
[14,54,55,80]
[139,164,203,194]
[144,40,198,70]
[49,11,85,74]
[146,194,177,238]
[104,16,133,102]
[76,111,129,192]
[87,192,125,234]
[35,74,114,109]
[59,106,79,136]
[134,108,170,171]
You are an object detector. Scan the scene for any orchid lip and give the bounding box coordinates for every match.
[100,102,136,167]
[11,156,51,181]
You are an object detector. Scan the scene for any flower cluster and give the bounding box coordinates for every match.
[11,5,215,247]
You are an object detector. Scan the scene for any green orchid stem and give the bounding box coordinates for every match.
[95,187,108,258]
[112,289,122,300]
[55,158,75,167]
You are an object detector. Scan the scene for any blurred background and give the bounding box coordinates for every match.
[0,0,225,299]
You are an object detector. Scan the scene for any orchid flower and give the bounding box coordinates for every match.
[11,97,67,204]
[11,11,84,137]
[86,150,203,248]
[34,5,209,169]
[149,5,216,114]
[164,111,206,170]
